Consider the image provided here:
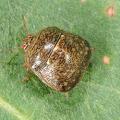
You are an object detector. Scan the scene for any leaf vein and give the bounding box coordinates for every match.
[0,97,30,120]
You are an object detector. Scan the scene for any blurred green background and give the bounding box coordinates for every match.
[0,0,120,120]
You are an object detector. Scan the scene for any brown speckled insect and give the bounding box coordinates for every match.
[22,27,91,92]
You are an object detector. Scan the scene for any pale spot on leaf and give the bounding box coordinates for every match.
[103,55,110,65]
[106,6,115,17]
[80,0,86,3]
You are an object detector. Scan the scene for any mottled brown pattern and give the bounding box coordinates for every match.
[23,27,91,92]
[24,27,62,70]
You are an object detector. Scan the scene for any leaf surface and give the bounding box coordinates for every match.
[0,0,120,120]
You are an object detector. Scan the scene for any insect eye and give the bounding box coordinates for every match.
[21,43,27,50]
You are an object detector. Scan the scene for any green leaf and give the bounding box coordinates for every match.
[0,0,120,120]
